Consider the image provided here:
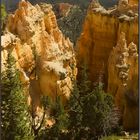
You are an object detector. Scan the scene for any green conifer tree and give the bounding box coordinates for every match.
[1,4,7,32]
[44,96,69,139]
[66,81,83,139]
[67,64,119,139]
[1,52,34,140]
[35,64,119,139]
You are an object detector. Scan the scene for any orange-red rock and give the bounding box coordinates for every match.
[77,0,138,130]
[2,0,77,116]
[129,0,138,5]
[77,0,138,88]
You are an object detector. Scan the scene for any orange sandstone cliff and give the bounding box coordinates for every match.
[1,1,77,117]
[77,0,138,129]
[129,0,138,5]
[77,0,138,86]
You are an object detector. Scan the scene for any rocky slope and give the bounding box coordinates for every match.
[1,0,77,117]
[77,0,138,129]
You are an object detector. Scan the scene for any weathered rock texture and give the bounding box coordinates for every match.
[77,0,138,87]
[129,0,138,5]
[39,3,85,46]
[1,0,77,116]
[108,32,138,130]
[77,0,138,129]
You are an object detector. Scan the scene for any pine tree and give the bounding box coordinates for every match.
[35,64,120,139]
[1,4,7,20]
[81,84,114,138]
[67,64,119,139]
[78,64,91,94]
[80,65,119,139]
[67,81,83,139]
[49,96,69,139]
[1,52,34,140]
[1,4,7,33]
[37,95,69,140]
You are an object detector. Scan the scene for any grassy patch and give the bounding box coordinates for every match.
[101,133,138,140]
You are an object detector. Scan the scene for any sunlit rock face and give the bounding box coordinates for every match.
[1,0,77,115]
[77,0,138,88]
[128,0,138,5]
[108,32,138,130]
[77,0,138,130]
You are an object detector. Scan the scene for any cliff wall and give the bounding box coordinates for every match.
[77,0,138,129]
[129,0,138,5]
[1,0,77,116]
[77,0,138,88]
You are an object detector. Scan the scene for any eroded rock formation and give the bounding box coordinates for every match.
[128,0,138,5]
[77,0,138,88]
[108,32,138,130]
[77,0,138,129]
[39,3,85,46]
[1,0,77,116]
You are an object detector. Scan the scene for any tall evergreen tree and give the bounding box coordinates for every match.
[41,96,69,140]
[1,51,34,140]
[66,81,83,139]
[67,64,120,139]
[1,4,7,33]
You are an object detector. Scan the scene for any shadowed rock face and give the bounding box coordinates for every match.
[2,1,77,116]
[53,3,85,46]
[77,0,138,130]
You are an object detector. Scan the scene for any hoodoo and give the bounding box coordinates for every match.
[108,32,138,130]
[1,0,77,116]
